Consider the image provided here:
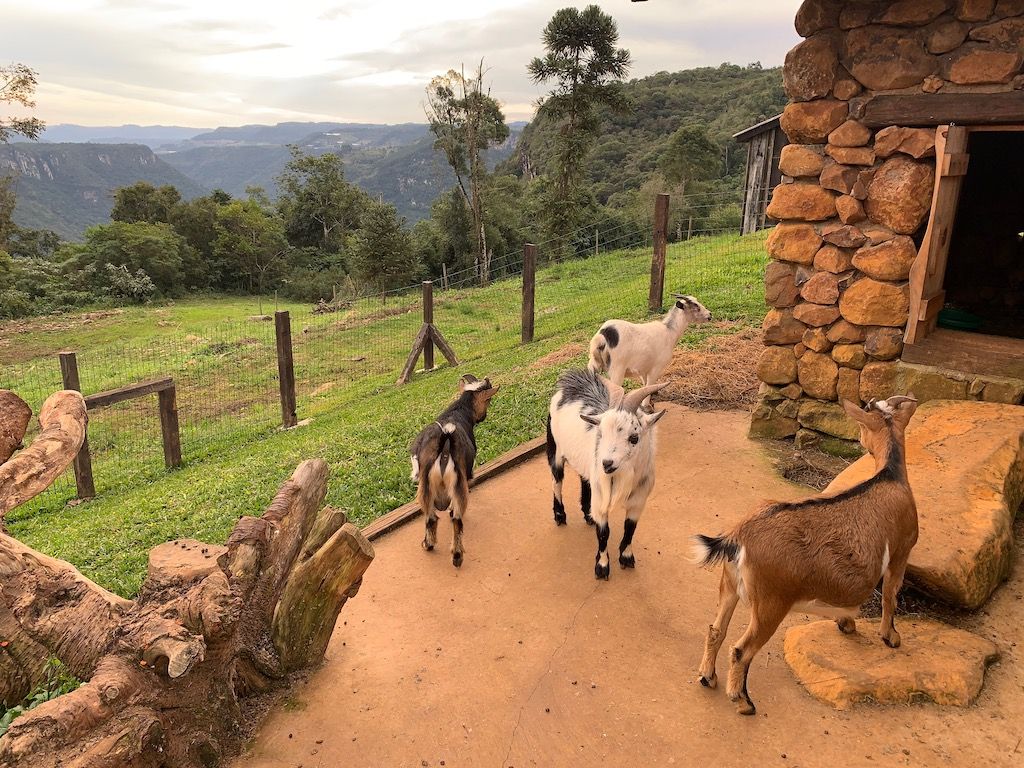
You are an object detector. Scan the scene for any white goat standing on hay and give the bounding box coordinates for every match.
[588,294,713,389]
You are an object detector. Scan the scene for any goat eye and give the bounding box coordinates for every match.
[628,434,639,445]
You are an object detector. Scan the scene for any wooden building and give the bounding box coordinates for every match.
[734,114,787,235]
[752,0,1024,446]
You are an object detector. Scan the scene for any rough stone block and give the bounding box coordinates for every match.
[814,244,855,273]
[785,34,840,101]
[767,183,838,222]
[842,26,937,90]
[826,145,876,165]
[828,120,872,147]
[798,398,858,438]
[767,222,823,264]
[779,144,826,177]
[800,271,840,305]
[832,343,867,369]
[873,126,937,159]
[763,308,808,345]
[865,156,936,235]
[757,345,799,385]
[798,350,840,400]
[794,301,842,327]
[781,100,849,144]
[852,236,918,280]
[840,279,910,327]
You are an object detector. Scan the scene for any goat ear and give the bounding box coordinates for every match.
[890,392,918,431]
[475,385,499,404]
[843,399,884,430]
[580,412,601,427]
[641,409,666,428]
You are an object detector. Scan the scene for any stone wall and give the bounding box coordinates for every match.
[751,0,1024,448]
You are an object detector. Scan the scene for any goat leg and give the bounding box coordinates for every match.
[880,558,908,648]
[726,600,787,716]
[698,567,740,689]
[580,478,593,526]
[450,473,469,568]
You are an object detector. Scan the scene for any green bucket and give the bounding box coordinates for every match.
[937,307,982,331]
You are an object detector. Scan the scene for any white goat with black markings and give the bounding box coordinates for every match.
[547,369,666,579]
[589,294,713,388]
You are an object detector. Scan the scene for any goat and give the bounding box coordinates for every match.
[588,294,713,389]
[547,369,667,579]
[409,374,499,568]
[693,395,919,716]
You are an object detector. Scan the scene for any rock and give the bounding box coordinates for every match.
[784,618,999,710]
[865,156,935,235]
[767,223,823,264]
[759,382,788,403]
[874,126,937,159]
[798,398,858,438]
[794,301,842,327]
[832,343,867,369]
[766,184,837,222]
[825,399,1024,608]
[864,326,905,359]
[814,244,855,273]
[898,363,970,401]
[749,402,799,439]
[928,18,970,53]
[860,360,898,401]
[852,236,918,280]
[785,34,840,101]
[981,378,1024,403]
[842,26,936,90]
[758,345,799,385]
[763,309,808,345]
[821,223,868,248]
[861,223,896,245]
[922,73,946,92]
[779,144,826,177]
[795,342,808,358]
[765,261,801,308]
[994,0,1024,16]
[781,100,849,144]
[828,120,872,147]
[795,427,822,449]
[819,162,861,194]
[780,383,804,399]
[0,390,32,463]
[832,71,863,99]
[798,351,840,400]
[800,271,840,304]
[878,0,951,25]
[826,145,876,165]
[838,366,862,402]
[840,278,910,327]
[969,16,1024,44]
[796,0,842,36]
[836,195,866,224]
[956,0,996,21]
[943,44,1023,84]
[840,3,878,28]
[849,168,876,200]
[827,318,866,343]
[803,326,833,353]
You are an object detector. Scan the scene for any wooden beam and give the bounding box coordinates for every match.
[396,323,430,385]
[521,243,536,344]
[422,281,434,371]
[57,352,96,500]
[157,386,182,469]
[84,377,173,410]
[361,436,546,541]
[430,325,459,367]
[918,291,946,323]
[648,193,669,312]
[940,153,969,177]
[862,92,1024,128]
[274,311,298,428]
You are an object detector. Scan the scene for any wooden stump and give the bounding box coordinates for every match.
[0,390,374,767]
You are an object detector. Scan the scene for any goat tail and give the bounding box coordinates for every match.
[588,332,609,373]
[690,534,740,568]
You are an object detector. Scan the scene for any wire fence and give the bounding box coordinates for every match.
[2,187,766,520]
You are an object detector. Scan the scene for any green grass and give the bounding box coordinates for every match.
[2,232,769,597]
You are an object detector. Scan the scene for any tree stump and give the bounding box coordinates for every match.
[0,390,374,767]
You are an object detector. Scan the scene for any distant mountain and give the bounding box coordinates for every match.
[184,122,429,148]
[39,124,204,150]
[1,143,205,240]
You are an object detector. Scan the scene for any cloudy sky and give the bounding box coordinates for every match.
[4,0,801,128]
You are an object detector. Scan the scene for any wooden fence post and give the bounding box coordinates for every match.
[158,386,182,468]
[422,281,434,371]
[649,193,669,313]
[274,311,298,428]
[58,351,96,499]
[522,243,537,344]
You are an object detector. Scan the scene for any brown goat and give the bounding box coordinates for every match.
[693,394,919,715]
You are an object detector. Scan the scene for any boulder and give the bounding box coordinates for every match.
[749,402,799,439]
[824,399,1024,608]
[928,18,970,53]
[798,350,840,400]
[798,398,859,438]
[943,44,1023,84]
[833,72,863,99]
[767,222,823,264]
[956,0,996,21]
[779,144,826,178]
[852,236,918,281]
[838,366,862,402]
[800,271,840,304]
[794,301,842,327]
[781,100,849,144]
[785,34,840,101]
[873,126,937,159]
[803,326,833,353]
[795,0,842,36]
[897,363,970,400]
[994,0,1024,16]
[757,345,799,385]
[836,195,866,224]
[763,308,808,345]
[828,120,872,147]
[784,619,998,710]
[820,162,861,194]
[780,382,804,399]
[877,0,951,25]
[826,145,876,165]
[832,343,867,369]
[814,244,855,273]
[821,223,868,248]
[842,26,937,90]
[860,360,899,400]
[766,183,837,221]
[864,326,905,360]
[865,156,935,235]
[840,3,877,28]
[840,278,910,326]
[827,318,866,343]
[969,16,1024,44]
[765,260,801,308]
[861,223,897,245]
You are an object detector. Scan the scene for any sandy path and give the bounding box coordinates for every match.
[234,406,1023,768]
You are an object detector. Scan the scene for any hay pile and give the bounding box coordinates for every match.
[660,326,762,411]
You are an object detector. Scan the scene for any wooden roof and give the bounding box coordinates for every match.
[733,114,782,143]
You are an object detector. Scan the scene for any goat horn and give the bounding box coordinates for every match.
[885,395,918,405]
[622,382,669,413]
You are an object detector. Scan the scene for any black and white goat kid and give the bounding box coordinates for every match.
[547,369,666,579]
[410,374,499,568]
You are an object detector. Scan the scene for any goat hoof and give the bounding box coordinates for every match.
[699,673,717,689]
[882,633,901,649]
[583,514,595,526]
[554,513,567,526]
[736,701,756,716]
[618,554,635,569]
[422,540,434,552]
[594,562,610,580]
[452,551,463,568]
[837,617,857,634]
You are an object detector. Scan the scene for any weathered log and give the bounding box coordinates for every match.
[0,390,87,520]
[0,391,31,464]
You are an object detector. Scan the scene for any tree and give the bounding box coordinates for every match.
[110,182,181,224]
[168,192,228,287]
[275,147,367,254]
[348,202,420,291]
[61,221,191,295]
[212,200,290,296]
[425,62,509,284]
[1,64,44,143]
[528,5,631,247]
[659,124,720,195]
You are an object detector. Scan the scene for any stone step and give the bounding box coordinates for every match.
[825,400,1024,609]
[784,618,998,710]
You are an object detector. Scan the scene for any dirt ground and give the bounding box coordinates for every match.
[234,406,1024,768]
